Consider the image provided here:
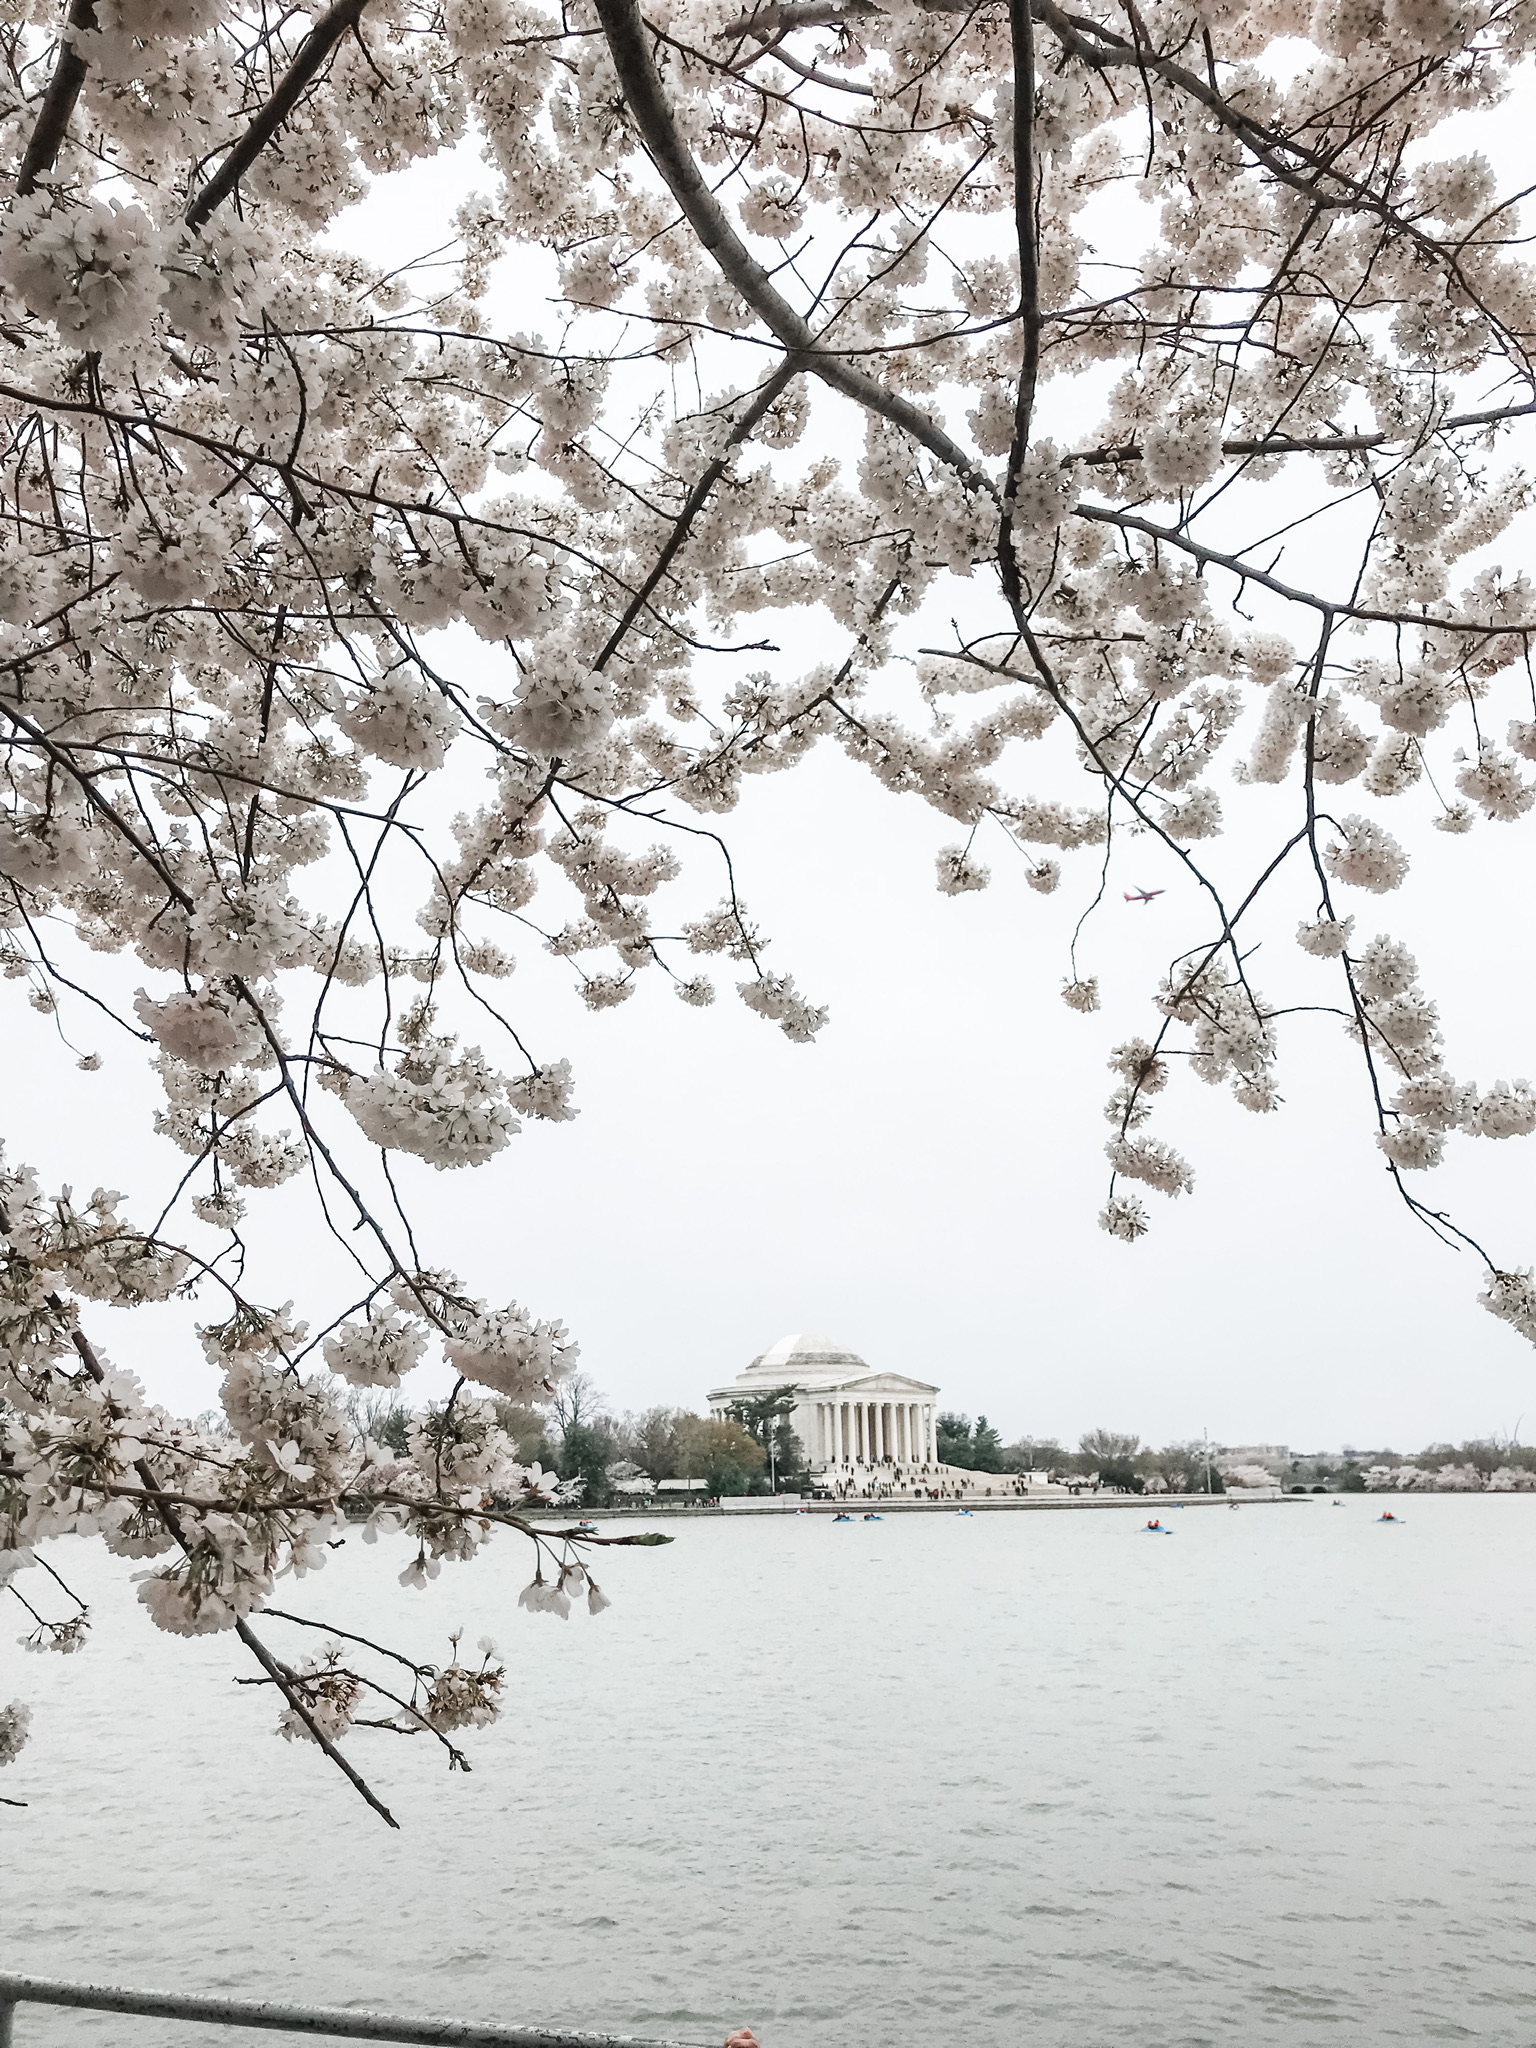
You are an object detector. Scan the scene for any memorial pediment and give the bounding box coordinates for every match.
[838,1370,941,1396]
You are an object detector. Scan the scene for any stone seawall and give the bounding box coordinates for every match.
[526,1490,1302,1522]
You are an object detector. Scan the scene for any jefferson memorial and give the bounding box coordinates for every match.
[707,1332,944,1487]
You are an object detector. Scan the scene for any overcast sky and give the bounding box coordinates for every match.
[19,716,1536,1457]
[16,82,1536,1459]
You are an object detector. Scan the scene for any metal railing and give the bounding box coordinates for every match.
[0,1974,703,2048]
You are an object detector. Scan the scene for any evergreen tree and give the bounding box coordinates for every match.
[936,1413,976,1468]
[724,1385,802,1487]
[970,1417,1005,1473]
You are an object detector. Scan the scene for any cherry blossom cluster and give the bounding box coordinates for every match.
[4,0,1536,1811]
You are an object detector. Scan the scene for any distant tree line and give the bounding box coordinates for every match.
[936,1418,1226,1493]
[345,1388,1536,1505]
[937,1423,1536,1495]
[1345,1438,1536,1493]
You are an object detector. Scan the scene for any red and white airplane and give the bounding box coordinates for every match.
[1123,886,1165,905]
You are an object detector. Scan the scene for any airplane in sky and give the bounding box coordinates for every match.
[1123,886,1166,904]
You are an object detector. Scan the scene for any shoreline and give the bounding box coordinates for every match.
[527,1491,1309,1522]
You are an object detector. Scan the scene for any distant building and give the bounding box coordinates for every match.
[707,1333,1051,1500]
[708,1332,940,1471]
[1217,1443,1291,1471]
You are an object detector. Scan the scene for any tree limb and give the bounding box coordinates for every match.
[52,1304,401,1828]
[998,0,1040,616]
[235,1619,401,1827]
[185,0,371,234]
[594,362,798,670]
[593,0,996,499]
[1071,501,1535,636]
[1071,397,1536,467]
[16,0,96,197]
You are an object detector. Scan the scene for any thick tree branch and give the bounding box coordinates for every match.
[735,33,875,93]
[593,0,996,499]
[185,0,370,233]
[998,0,1040,617]
[717,0,971,31]
[15,0,95,197]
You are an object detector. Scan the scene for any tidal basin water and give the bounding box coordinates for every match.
[5,1494,1536,2047]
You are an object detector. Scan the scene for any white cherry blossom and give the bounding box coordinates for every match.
[5,0,1536,1818]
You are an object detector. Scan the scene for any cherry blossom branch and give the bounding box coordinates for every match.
[0,380,714,638]
[185,0,372,233]
[594,363,797,670]
[997,0,1040,618]
[1070,399,1536,468]
[1035,0,1531,374]
[592,0,996,498]
[1072,503,1536,636]
[45,1301,404,1827]
[15,0,95,197]
[234,1621,400,1826]
[261,1606,431,1676]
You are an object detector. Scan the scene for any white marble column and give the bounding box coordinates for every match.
[929,1406,937,1461]
[911,1403,920,1463]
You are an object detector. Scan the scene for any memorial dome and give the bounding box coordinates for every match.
[744,1333,868,1378]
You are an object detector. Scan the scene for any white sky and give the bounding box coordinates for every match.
[17,73,1536,1459]
[19,726,1536,1457]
